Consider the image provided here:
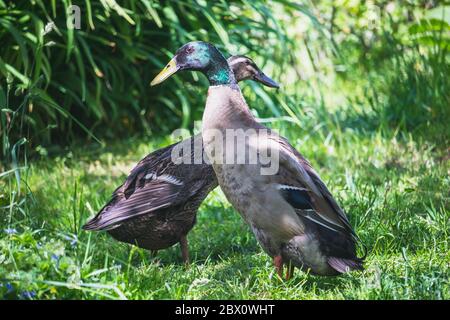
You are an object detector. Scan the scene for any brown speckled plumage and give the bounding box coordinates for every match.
[83,135,217,258]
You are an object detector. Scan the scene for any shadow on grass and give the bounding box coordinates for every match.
[300,272,361,292]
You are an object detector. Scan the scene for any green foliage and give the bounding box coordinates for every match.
[0,0,310,161]
[323,2,450,136]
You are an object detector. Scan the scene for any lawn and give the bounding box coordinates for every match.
[1,113,448,299]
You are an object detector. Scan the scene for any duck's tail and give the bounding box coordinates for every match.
[327,234,367,274]
[327,256,364,273]
[82,198,119,231]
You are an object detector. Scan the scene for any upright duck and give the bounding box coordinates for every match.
[83,55,279,264]
[151,41,364,277]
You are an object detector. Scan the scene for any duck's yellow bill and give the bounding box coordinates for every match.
[150,58,179,86]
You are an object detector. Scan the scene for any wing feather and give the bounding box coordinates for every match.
[272,134,356,237]
[83,175,185,231]
[83,140,190,231]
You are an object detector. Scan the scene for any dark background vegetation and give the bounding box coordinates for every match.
[0,0,448,299]
[1,0,448,162]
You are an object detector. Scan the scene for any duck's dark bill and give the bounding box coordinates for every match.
[150,57,179,86]
[254,72,280,88]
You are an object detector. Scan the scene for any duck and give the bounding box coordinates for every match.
[150,41,365,278]
[82,55,279,264]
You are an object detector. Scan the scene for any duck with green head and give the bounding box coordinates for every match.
[151,43,278,87]
[83,55,278,264]
[151,41,365,278]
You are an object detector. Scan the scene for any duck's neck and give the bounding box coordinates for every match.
[202,85,262,168]
[204,53,236,86]
[203,85,257,132]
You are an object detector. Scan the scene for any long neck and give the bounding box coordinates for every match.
[203,85,260,132]
[205,52,236,86]
[202,86,264,167]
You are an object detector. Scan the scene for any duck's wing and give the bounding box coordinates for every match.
[83,137,206,231]
[121,134,205,196]
[273,135,365,271]
[121,142,176,197]
[271,135,357,239]
[83,179,187,231]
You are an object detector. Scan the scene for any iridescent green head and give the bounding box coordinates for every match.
[150,41,236,86]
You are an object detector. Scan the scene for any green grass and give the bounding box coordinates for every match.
[1,117,448,299]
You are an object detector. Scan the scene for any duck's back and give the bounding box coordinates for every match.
[83,135,217,250]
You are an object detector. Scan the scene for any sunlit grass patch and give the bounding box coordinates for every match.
[1,124,448,299]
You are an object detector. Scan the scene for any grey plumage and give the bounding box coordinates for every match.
[202,83,364,276]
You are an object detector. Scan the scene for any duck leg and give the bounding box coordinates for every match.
[180,235,190,265]
[150,250,158,258]
[286,261,295,280]
[273,255,283,278]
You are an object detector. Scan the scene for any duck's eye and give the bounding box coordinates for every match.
[186,47,194,54]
